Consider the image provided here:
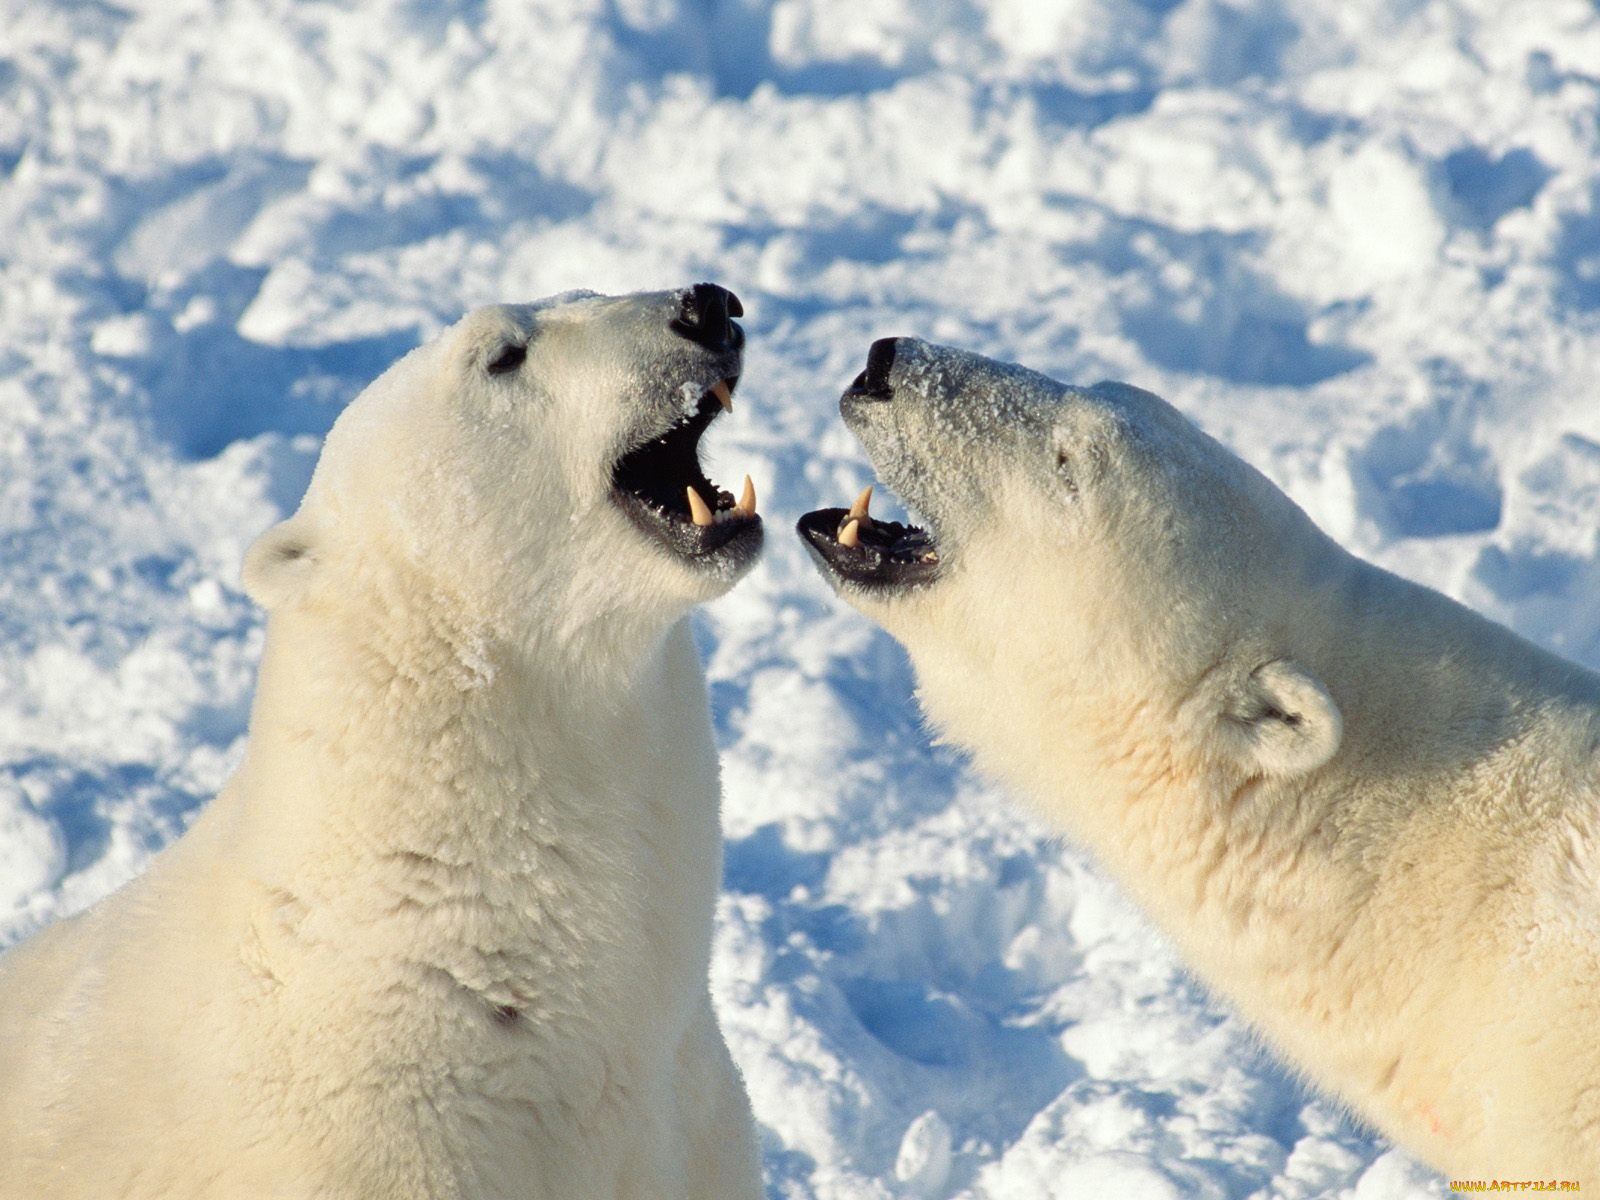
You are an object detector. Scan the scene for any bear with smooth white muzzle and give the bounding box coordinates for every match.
[800,336,1600,1180]
[0,286,765,1199]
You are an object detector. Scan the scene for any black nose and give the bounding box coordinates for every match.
[846,337,897,399]
[671,283,744,352]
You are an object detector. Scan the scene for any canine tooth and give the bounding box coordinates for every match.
[711,379,734,412]
[920,550,939,563]
[838,518,861,548]
[686,486,714,527]
[848,484,873,527]
[734,475,757,518]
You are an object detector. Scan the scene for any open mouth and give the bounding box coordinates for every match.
[611,377,763,561]
[797,339,940,591]
[796,484,941,591]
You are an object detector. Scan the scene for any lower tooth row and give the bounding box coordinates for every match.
[687,477,758,527]
[835,490,939,565]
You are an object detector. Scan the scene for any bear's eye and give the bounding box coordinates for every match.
[1055,449,1079,496]
[486,343,527,376]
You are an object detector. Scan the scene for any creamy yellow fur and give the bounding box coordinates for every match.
[819,340,1600,1181]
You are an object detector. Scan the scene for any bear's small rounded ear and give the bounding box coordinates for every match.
[242,518,320,610]
[1220,658,1342,778]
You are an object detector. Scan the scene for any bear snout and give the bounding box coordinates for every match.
[844,337,898,402]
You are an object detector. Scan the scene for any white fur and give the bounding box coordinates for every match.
[0,292,763,1199]
[824,341,1600,1180]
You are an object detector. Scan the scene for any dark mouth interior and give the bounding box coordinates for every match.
[796,503,941,590]
[611,380,760,557]
[613,391,725,515]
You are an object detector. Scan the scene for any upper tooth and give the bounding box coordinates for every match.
[848,485,873,527]
[734,475,757,518]
[686,486,714,527]
[838,518,861,548]
[711,380,734,412]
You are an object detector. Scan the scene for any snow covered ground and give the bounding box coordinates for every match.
[4,0,1600,1194]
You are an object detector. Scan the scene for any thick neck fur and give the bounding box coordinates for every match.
[215,543,721,1000]
[911,549,1600,1165]
[922,535,1599,904]
[833,345,1600,1170]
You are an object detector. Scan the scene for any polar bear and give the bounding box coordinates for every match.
[799,337,1600,1182]
[0,286,766,1199]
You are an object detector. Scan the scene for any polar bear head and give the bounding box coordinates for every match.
[244,286,762,660]
[798,338,1345,800]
